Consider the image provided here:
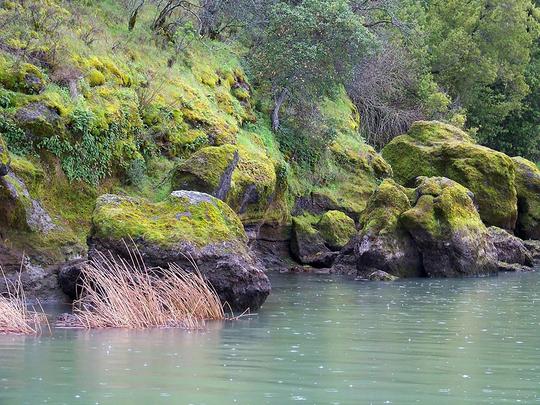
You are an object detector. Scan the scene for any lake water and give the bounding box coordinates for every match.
[1,270,540,404]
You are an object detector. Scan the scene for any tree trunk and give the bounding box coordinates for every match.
[271,88,288,132]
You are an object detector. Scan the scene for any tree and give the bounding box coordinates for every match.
[424,0,540,150]
[249,0,375,131]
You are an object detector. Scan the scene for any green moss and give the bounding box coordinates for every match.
[0,59,46,95]
[292,214,320,236]
[382,121,517,230]
[512,156,540,239]
[228,145,277,222]
[172,144,238,194]
[316,210,356,250]
[232,87,250,101]
[87,69,105,87]
[401,177,484,239]
[92,192,247,249]
[360,179,412,234]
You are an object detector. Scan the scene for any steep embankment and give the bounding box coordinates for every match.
[1,1,539,307]
[0,0,385,306]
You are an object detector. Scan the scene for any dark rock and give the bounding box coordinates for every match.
[487,226,533,267]
[58,260,86,300]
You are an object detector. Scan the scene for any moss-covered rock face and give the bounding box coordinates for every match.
[316,210,356,251]
[0,62,46,95]
[512,157,540,239]
[0,156,85,265]
[172,144,277,224]
[382,121,518,230]
[401,177,498,277]
[172,145,239,200]
[92,191,247,250]
[354,179,422,278]
[294,142,393,219]
[89,190,270,312]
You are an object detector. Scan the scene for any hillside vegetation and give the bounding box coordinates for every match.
[0,0,538,288]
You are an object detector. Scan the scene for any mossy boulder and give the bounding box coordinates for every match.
[290,215,336,268]
[382,121,517,230]
[294,143,392,219]
[512,157,540,239]
[88,190,270,311]
[172,144,277,224]
[316,210,356,251]
[401,177,498,277]
[171,145,239,200]
[14,102,63,138]
[354,179,422,278]
[0,62,46,95]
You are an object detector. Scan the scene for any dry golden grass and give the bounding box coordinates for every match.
[70,251,225,329]
[0,270,47,335]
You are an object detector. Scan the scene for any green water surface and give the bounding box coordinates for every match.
[1,270,539,404]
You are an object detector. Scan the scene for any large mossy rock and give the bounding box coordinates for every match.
[290,215,336,268]
[512,157,540,239]
[354,179,422,278]
[87,190,271,311]
[171,145,276,224]
[401,177,498,277]
[382,121,517,230]
[316,210,356,251]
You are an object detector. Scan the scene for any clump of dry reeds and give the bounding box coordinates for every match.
[0,270,46,335]
[70,251,224,329]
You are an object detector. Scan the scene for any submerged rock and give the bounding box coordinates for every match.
[401,177,498,277]
[382,121,517,230]
[512,157,540,239]
[363,270,398,281]
[86,190,271,312]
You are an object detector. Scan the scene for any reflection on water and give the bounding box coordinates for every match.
[1,270,540,404]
